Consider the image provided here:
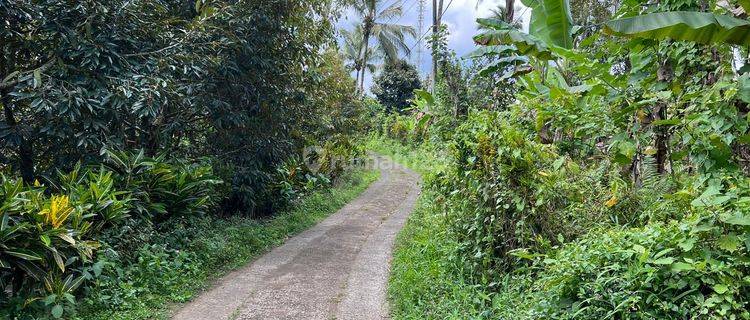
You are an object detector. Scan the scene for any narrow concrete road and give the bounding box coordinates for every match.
[172,156,420,320]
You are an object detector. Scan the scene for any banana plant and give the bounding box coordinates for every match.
[520,0,575,49]
[604,11,750,46]
[603,4,750,104]
[472,19,553,81]
[409,89,435,132]
[479,56,533,79]
[471,0,576,83]
[474,19,554,60]
[473,0,575,51]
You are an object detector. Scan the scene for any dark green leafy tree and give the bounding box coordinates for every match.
[372,60,422,113]
[0,0,344,215]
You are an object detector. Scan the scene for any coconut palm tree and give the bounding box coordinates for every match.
[352,0,417,92]
[476,0,516,23]
[480,3,521,28]
[341,25,383,88]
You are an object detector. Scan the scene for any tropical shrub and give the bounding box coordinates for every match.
[53,165,132,230]
[529,205,750,319]
[389,107,691,288]
[0,176,115,319]
[384,0,750,318]
[389,115,418,144]
[0,152,222,318]
[432,112,611,278]
[100,150,221,222]
[316,135,365,180]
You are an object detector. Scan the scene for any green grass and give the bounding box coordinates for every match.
[368,136,500,319]
[76,168,379,320]
[364,135,446,176]
[389,191,492,319]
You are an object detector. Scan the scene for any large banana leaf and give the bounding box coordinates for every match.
[476,18,514,30]
[474,19,553,60]
[520,0,548,41]
[520,0,575,49]
[467,45,517,58]
[474,29,553,60]
[479,56,530,76]
[543,0,575,48]
[604,11,750,46]
[739,74,750,104]
[500,65,534,81]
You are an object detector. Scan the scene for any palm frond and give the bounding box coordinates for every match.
[377,2,403,20]
[377,33,400,62]
[372,23,416,61]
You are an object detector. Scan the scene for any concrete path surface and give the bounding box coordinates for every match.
[172,156,420,320]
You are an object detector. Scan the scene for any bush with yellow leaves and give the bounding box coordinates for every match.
[0,177,113,318]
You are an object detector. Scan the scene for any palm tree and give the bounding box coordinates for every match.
[477,0,516,24]
[481,3,521,28]
[341,25,383,88]
[352,0,417,92]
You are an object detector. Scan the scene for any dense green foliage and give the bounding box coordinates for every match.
[1,0,372,318]
[6,0,750,318]
[1,151,221,318]
[1,162,375,319]
[0,0,362,215]
[383,0,750,319]
[437,112,614,275]
[372,60,423,113]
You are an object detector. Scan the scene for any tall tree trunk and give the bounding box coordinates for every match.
[359,34,370,92]
[654,59,673,174]
[505,0,515,22]
[431,0,444,91]
[432,0,438,88]
[653,103,669,174]
[354,43,364,93]
[1,89,35,183]
[354,67,361,93]
[648,0,670,175]
[359,13,373,93]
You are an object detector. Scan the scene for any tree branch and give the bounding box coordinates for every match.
[123,41,186,58]
[0,58,56,90]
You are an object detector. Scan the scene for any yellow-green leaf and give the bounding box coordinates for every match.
[717,234,741,252]
[652,257,674,265]
[722,212,750,226]
[40,234,51,247]
[671,262,694,272]
[57,233,76,245]
[713,284,729,294]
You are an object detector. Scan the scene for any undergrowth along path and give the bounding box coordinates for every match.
[172,155,421,320]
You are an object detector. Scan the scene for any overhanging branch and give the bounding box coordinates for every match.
[0,58,57,90]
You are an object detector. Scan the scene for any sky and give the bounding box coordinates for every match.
[337,0,531,90]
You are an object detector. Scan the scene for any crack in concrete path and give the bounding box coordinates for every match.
[172,156,420,320]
